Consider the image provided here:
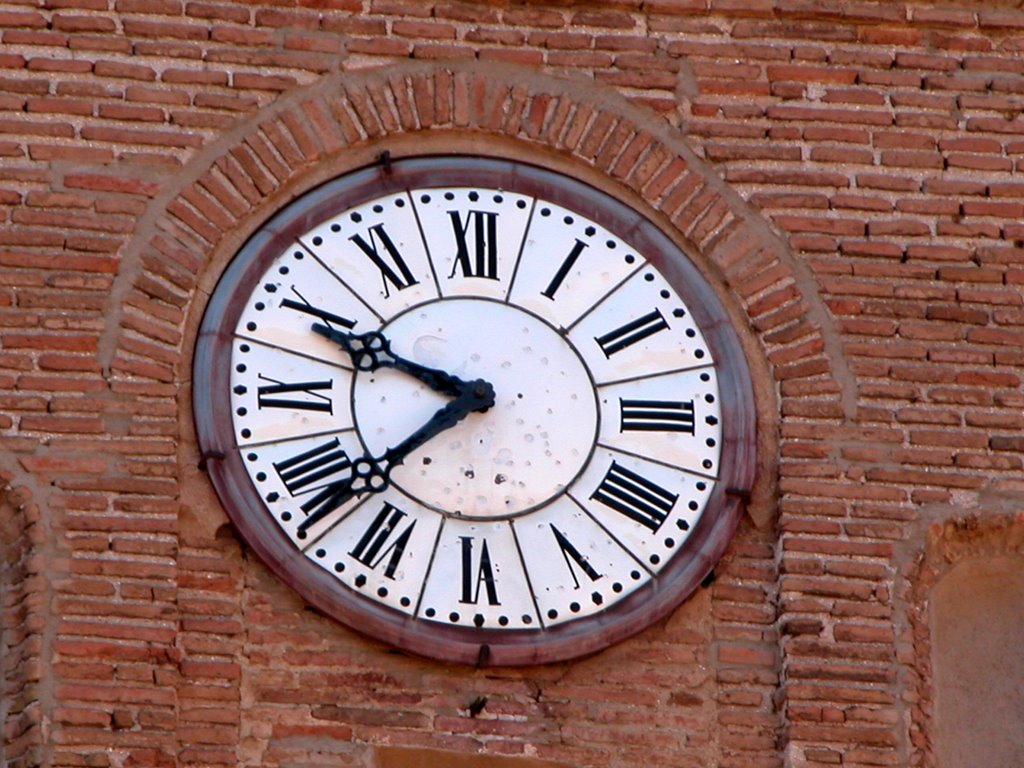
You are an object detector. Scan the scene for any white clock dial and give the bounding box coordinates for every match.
[195,157,754,665]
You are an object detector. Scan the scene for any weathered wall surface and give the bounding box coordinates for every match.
[0,2,1022,768]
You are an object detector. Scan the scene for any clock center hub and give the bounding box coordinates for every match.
[352,298,598,519]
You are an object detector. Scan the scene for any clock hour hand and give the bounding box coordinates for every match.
[296,379,495,535]
[311,323,474,399]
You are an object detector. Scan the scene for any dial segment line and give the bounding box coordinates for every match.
[562,260,646,336]
[595,441,720,482]
[413,515,446,620]
[509,518,546,631]
[235,333,356,373]
[299,489,374,553]
[501,196,538,304]
[563,491,653,576]
[593,361,717,389]
[407,190,445,299]
[235,426,357,451]
[294,237,386,324]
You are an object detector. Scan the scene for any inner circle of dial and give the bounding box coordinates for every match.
[352,298,599,519]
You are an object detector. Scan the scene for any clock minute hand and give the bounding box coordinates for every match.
[295,379,496,535]
[311,323,472,399]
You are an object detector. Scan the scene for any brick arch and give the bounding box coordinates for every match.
[98,59,842,766]
[103,59,853,430]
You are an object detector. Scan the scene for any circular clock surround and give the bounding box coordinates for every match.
[193,155,757,666]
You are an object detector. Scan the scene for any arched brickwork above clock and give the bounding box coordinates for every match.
[102,59,850,457]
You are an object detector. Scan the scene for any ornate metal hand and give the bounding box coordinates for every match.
[296,379,495,535]
[312,323,473,399]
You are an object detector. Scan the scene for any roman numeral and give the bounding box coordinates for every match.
[542,238,588,300]
[280,287,356,329]
[550,524,601,589]
[448,210,499,280]
[349,223,418,296]
[619,398,695,434]
[590,461,677,533]
[349,502,416,580]
[257,374,333,413]
[273,438,351,497]
[594,309,669,357]
[459,536,500,606]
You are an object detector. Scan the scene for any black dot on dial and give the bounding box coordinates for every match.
[630,570,641,581]
[649,554,660,565]
[334,562,344,573]
[473,613,485,627]
[355,575,366,587]
[373,204,383,213]
[498,615,509,626]
[330,223,341,232]
[569,602,581,613]
[522,614,533,624]
[420,194,431,203]
[689,500,699,511]
[315,548,326,558]
[547,609,558,620]
[449,612,460,623]
[425,607,436,618]
[312,236,322,246]
[281,511,291,522]
[516,200,526,209]
[400,596,411,607]
[612,582,623,593]
[377,587,388,598]
[351,212,362,222]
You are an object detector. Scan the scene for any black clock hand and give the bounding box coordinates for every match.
[296,379,495,535]
[311,323,475,399]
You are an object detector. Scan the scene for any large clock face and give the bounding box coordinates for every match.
[194,156,756,666]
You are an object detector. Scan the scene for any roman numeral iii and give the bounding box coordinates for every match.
[590,461,678,533]
[619,398,695,434]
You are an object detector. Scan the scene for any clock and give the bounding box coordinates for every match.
[193,156,756,666]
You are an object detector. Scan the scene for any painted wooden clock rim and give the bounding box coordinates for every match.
[193,155,757,667]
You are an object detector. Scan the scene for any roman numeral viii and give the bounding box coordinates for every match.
[349,502,416,580]
[257,374,333,413]
[590,461,678,533]
[594,309,669,357]
[349,223,418,296]
[448,210,499,280]
[619,398,695,434]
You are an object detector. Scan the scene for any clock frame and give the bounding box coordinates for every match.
[193,155,757,666]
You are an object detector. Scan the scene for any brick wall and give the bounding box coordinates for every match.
[1,2,1023,767]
